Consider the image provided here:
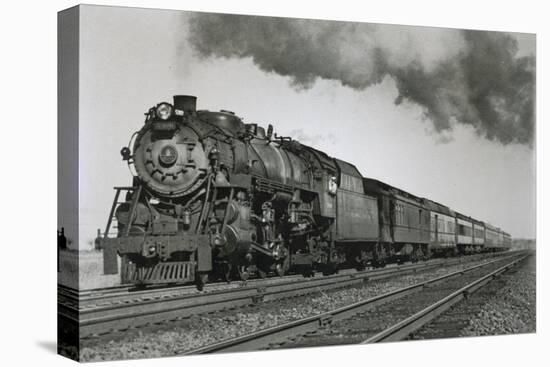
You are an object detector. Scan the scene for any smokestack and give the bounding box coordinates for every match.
[173,95,197,114]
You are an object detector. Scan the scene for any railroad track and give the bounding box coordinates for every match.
[58,251,516,338]
[59,272,329,309]
[183,252,528,354]
[59,251,511,306]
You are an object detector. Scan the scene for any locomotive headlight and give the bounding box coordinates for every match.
[156,102,173,120]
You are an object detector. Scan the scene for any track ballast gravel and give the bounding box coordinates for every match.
[79,255,512,361]
[408,253,535,340]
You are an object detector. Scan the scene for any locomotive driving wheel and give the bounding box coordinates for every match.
[256,257,270,279]
[275,257,289,277]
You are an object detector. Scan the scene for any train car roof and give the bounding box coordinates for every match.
[422,198,455,216]
[300,144,338,173]
[455,212,473,222]
[363,177,426,206]
[333,158,363,178]
[462,213,485,226]
[455,212,484,226]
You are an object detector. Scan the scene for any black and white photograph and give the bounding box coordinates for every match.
[54,4,539,363]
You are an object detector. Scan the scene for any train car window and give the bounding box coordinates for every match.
[398,205,401,225]
[395,203,401,225]
[395,204,400,224]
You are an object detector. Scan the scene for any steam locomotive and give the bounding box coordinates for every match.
[97,95,511,289]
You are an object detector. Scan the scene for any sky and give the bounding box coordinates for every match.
[75,5,535,249]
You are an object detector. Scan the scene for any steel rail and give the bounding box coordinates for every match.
[361,254,528,343]
[60,251,513,308]
[58,252,516,338]
[61,259,452,338]
[60,253,511,338]
[182,252,527,355]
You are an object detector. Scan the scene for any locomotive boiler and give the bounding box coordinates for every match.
[97,95,511,289]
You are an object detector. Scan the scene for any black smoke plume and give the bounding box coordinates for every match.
[187,13,535,146]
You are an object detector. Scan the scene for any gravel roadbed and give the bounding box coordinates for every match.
[408,253,535,340]
[460,253,535,336]
[79,256,513,361]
